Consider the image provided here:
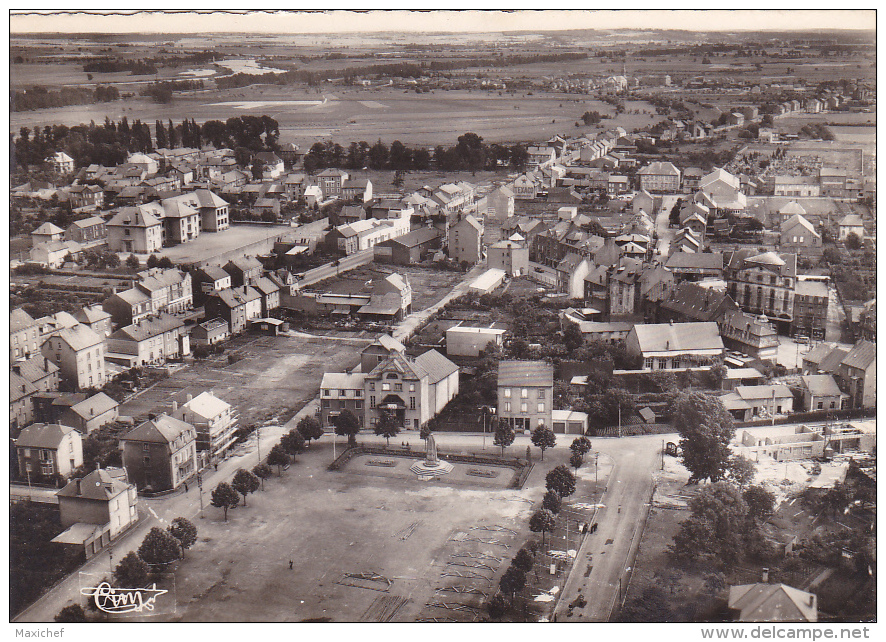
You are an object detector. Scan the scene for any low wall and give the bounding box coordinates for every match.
[295,249,374,289]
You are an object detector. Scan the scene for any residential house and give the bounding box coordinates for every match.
[254,151,285,180]
[726,250,798,335]
[11,372,38,433]
[10,308,42,363]
[375,227,441,265]
[106,205,164,254]
[47,151,75,174]
[106,314,190,367]
[223,256,263,287]
[29,240,82,268]
[449,215,484,265]
[608,259,644,316]
[638,161,681,192]
[121,414,198,491]
[836,340,876,408]
[727,584,817,623]
[192,265,233,304]
[445,326,507,358]
[364,349,459,431]
[626,322,724,371]
[792,278,829,340]
[13,354,61,396]
[360,334,407,374]
[135,268,193,315]
[632,189,655,215]
[191,318,231,346]
[718,309,779,362]
[729,384,794,419]
[73,305,113,338]
[64,216,106,248]
[656,282,738,325]
[57,392,119,435]
[511,174,539,200]
[358,274,412,322]
[204,286,262,335]
[319,372,367,429]
[497,361,554,433]
[780,213,822,256]
[336,205,367,226]
[342,177,373,203]
[41,325,106,390]
[799,375,847,412]
[55,468,139,556]
[253,276,281,316]
[317,168,349,198]
[171,391,239,464]
[102,287,154,328]
[556,254,592,300]
[837,214,864,241]
[31,222,65,246]
[485,185,515,223]
[771,175,820,198]
[192,189,230,231]
[665,252,725,283]
[487,238,530,277]
[526,146,557,170]
[16,423,83,481]
[802,343,848,376]
[160,194,201,244]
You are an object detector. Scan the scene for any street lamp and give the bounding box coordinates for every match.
[328,411,340,461]
[481,406,496,452]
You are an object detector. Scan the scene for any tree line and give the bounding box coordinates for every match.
[302,132,528,174]
[11,84,120,112]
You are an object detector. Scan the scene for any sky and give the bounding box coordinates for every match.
[9,8,876,35]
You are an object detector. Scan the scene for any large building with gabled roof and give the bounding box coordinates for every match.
[121,414,198,491]
[497,360,554,432]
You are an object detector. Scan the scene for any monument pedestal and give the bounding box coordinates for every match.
[410,434,453,479]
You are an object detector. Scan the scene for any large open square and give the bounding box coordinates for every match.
[166,439,545,622]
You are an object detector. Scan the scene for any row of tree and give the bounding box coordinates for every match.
[302,132,529,174]
[11,84,120,112]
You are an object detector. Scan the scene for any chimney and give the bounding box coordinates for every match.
[44,358,50,371]
[12,365,20,375]
[75,479,81,495]
[187,393,193,402]
[808,594,815,607]
[172,401,178,412]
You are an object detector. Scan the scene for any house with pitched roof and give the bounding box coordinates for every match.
[316,168,349,198]
[10,372,38,433]
[780,213,821,255]
[57,392,119,435]
[253,276,281,316]
[54,468,139,557]
[160,194,201,244]
[191,318,231,346]
[171,391,239,463]
[799,375,847,412]
[121,414,198,491]
[364,349,459,431]
[136,268,193,314]
[792,277,829,340]
[11,308,42,363]
[837,214,864,240]
[718,309,779,362]
[698,168,746,212]
[626,321,724,371]
[726,250,798,335]
[29,240,83,268]
[375,227,441,265]
[485,184,515,223]
[106,314,189,367]
[204,286,262,335]
[487,237,529,277]
[192,265,233,304]
[223,256,263,287]
[727,583,817,622]
[106,204,164,253]
[16,423,83,482]
[319,372,367,428]
[103,287,154,327]
[497,360,554,433]
[656,282,738,325]
[73,305,113,338]
[47,151,75,174]
[449,214,484,265]
[41,325,106,390]
[837,339,876,408]
[638,161,681,192]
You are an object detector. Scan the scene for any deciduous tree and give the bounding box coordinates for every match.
[570,436,592,457]
[529,509,557,546]
[210,482,241,520]
[296,416,323,446]
[281,429,306,457]
[231,469,260,506]
[671,392,735,483]
[513,547,535,574]
[266,444,289,476]
[137,526,182,572]
[487,593,511,620]
[375,409,400,446]
[542,490,562,514]
[670,482,748,567]
[332,408,361,447]
[167,517,198,555]
[55,604,87,622]
[546,465,576,498]
[530,425,556,460]
[492,418,515,457]
[726,455,757,488]
[570,451,583,471]
[499,566,526,598]
[743,485,775,523]
[252,462,272,490]
[113,551,149,588]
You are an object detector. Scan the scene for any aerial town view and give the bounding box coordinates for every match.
[7,9,876,632]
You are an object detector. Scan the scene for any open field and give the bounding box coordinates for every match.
[118,332,369,426]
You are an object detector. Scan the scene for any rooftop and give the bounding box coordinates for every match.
[498,360,554,388]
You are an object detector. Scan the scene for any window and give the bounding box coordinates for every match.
[645,357,654,369]
[521,388,528,399]
[143,443,150,452]
[537,402,545,413]
[537,389,545,400]
[817,401,824,410]
[410,397,416,410]
[830,401,836,409]
[382,382,390,391]
[395,383,402,392]
[355,390,362,397]
[322,399,330,408]
[322,389,331,397]
[386,373,398,380]
[339,389,347,396]
[356,400,363,410]
[504,402,511,412]
[521,402,528,413]
[504,388,511,398]
[409,383,415,392]
[369,382,375,391]
[370,396,376,409]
